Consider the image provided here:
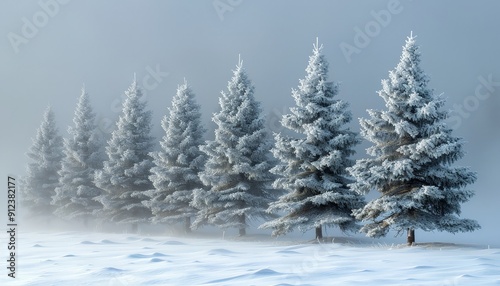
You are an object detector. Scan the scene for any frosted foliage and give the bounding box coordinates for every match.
[348,35,480,237]
[52,90,104,223]
[192,60,275,233]
[21,106,63,217]
[94,80,155,225]
[147,81,206,225]
[260,41,364,236]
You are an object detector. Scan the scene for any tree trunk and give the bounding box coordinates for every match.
[407,228,415,246]
[315,225,323,240]
[238,214,246,236]
[131,222,138,233]
[184,217,191,233]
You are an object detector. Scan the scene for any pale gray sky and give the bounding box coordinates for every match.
[1,0,499,244]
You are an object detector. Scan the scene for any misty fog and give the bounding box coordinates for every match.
[1,0,499,246]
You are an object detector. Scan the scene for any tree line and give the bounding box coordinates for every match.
[21,35,480,245]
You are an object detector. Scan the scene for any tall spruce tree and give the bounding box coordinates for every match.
[147,80,206,232]
[192,59,275,236]
[52,88,104,226]
[348,34,480,245]
[260,40,364,239]
[94,79,155,232]
[21,106,63,219]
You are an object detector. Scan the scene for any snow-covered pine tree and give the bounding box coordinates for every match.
[21,106,63,219]
[147,80,206,233]
[52,88,104,227]
[259,40,364,240]
[348,34,480,245]
[192,58,275,236]
[94,79,155,232]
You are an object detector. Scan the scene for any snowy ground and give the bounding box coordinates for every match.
[3,230,500,285]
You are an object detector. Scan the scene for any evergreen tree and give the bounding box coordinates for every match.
[192,59,275,236]
[52,88,104,226]
[260,40,364,239]
[147,80,206,232]
[94,79,155,231]
[21,106,63,219]
[348,34,480,245]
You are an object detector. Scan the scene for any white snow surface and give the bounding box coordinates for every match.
[5,231,500,285]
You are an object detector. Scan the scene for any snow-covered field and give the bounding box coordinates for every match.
[4,230,500,285]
